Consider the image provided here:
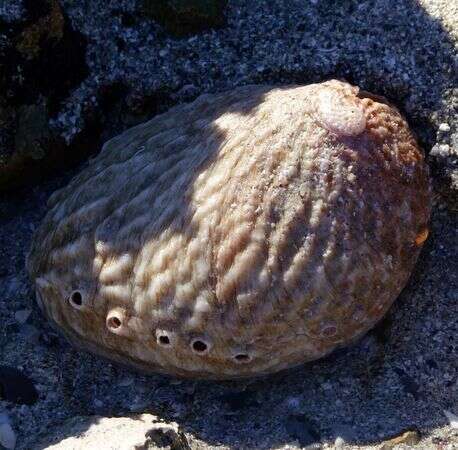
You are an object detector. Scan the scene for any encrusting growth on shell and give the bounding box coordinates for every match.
[27,80,431,379]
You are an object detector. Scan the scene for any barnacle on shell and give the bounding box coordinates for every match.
[27,80,431,379]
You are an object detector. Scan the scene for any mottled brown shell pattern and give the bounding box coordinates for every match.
[27,80,431,379]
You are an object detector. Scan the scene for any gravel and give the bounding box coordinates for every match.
[0,0,457,449]
[0,1,23,23]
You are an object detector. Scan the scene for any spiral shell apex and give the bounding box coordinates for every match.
[27,80,431,379]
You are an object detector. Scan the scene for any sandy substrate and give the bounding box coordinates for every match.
[0,0,457,449]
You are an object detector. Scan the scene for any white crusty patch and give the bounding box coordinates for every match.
[314,86,366,136]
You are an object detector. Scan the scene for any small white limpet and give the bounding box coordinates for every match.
[314,86,366,136]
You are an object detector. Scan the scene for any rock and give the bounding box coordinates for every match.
[0,414,16,450]
[143,0,228,35]
[15,0,65,60]
[333,436,345,450]
[429,96,458,212]
[0,365,38,405]
[443,410,458,429]
[380,429,421,449]
[36,414,190,450]
[430,141,458,212]
[0,0,88,192]
[14,309,32,324]
[142,422,191,450]
[0,0,87,106]
[0,422,16,450]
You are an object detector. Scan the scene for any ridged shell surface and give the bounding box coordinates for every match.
[28,80,431,379]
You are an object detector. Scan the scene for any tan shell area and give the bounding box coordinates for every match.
[27,80,431,379]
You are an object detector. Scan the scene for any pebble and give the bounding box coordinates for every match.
[14,309,31,324]
[285,396,302,412]
[0,414,16,450]
[439,123,451,132]
[431,143,451,157]
[334,436,345,449]
[93,399,104,408]
[444,410,458,429]
[6,278,20,297]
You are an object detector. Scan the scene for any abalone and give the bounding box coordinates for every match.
[27,80,431,378]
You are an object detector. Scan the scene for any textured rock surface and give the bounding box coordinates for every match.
[143,0,227,35]
[0,0,88,191]
[36,414,190,450]
[27,81,431,379]
[429,103,458,212]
